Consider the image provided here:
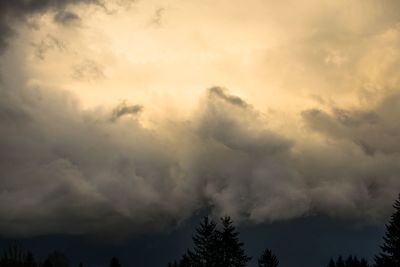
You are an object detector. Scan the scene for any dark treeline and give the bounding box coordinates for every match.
[167,194,400,267]
[326,256,369,267]
[2,194,400,267]
[0,245,71,267]
[167,216,371,267]
[168,216,251,267]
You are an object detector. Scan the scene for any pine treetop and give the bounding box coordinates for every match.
[375,194,400,267]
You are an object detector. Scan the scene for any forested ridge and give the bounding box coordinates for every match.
[2,195,400,267]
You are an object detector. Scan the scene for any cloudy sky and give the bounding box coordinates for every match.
[1,0,400,266]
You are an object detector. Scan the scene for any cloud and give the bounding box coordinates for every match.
[0,81,196,238]
[150,7,166,26]
[1,77,400,238]
[54,10,81,26]
[302,93,400,156]
[31,35,66,60]
[300,93,400,220]
[208,87,250,109]
[110,101,143,122]
[0,0,101,52]
[72,59,105,81]
[1,0,400,239]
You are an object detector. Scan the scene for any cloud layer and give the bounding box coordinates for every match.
[1,80,400,238]
[1,0,400,238]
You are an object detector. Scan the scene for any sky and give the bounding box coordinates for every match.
[0,0,400,266]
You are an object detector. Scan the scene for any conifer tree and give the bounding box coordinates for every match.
[258,249,279,267]
[45,251,69,267]
[336,256,345,267]
[42,259,53,267]
[179,253,192,267]
[25,252,36,267]
[217,216,251,267]
[360,258,369,267]
[168,260,178,267]
[327,258,336,267]
[375,194,400,267]
[328,255,370,267]
[1,243,26,267]
[189,216,219,267]
[346,256,355,267]
[110,257,121,267]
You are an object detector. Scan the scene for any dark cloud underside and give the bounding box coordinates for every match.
[0,81,399,238]
[0,0,101,52]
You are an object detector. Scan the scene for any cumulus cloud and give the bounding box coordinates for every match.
[1,78,400,238]
[1,0,400,239]
[300,94,400,220]
[0,81,196,238]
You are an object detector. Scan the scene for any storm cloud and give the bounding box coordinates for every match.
[0,78,400,238]
[0,0,104,52]
[1,0,400,239]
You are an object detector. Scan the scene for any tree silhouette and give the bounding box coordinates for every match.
[328,255,370,267]
[217,216,250,267]
[167,260,178,267]
[346,256,356,267]
[179,252,192,267]
[360,258,370,267]
[45,251,69,267]
[110,257,121,267]
[42,259,53,267]
[187,216,219,267]
[1,243,24,266]
[25,252,37,267]
[375,194,400,267]
[258,249,279,267]
[336,256,345,267]
[327,258,336,267]
[0,243,37,267]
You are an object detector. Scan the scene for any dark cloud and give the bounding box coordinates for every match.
[54,10,81,26]
[0,78,202,238]
[111,102,143,122]
[302,94,400,155]
[208,86,250,109]
[0,80,400,238]
[0,0,101,52]
[300,94,400,220]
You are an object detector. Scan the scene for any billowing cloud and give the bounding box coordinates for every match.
[0,0,101,52]
[1,0,400,239]
[299,95,400,221]
[1,79,400,238]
